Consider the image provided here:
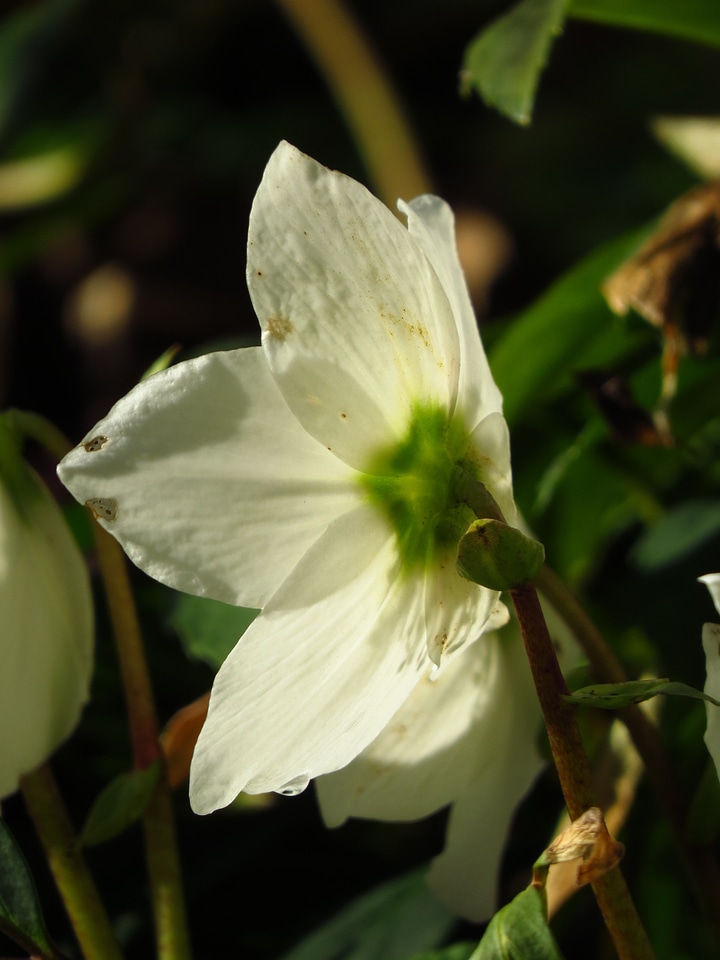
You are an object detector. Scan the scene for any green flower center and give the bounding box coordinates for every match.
[359,404,478,574]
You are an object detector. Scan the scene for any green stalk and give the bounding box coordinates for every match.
[21,764,125,960]
[93,525,192,960]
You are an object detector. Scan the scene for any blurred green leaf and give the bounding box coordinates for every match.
[170,593,259,669]
[461,0,569,125]
[568,0,720,48]
[408,946,476,960]
[278,871,456,960]
[632,500,720,570]
[0,820,60,959]
[78,762,160,848]
[470,886,563,959]
[489,227,651,426]
[565,678,720,709]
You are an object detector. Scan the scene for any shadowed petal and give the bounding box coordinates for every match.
[700,573,720,617]
[702,616,720,782]
[400,195,504,428]
[317,632,504,825]
[426,626,543,921]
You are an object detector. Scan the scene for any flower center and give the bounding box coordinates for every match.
[359,404,477,574]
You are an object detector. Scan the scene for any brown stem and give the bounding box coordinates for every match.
[510,583,656,960]
[536,565,720,945]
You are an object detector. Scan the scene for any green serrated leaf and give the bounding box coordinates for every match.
[170,592,259,669]
[461,0,569,125]
[565,678,720,710]
[278,870,456,960]
[489,227,651,426]
[0,819,60,959]
[632,500,720,571]
[78,762,161,848]
[470,886,563,959]
[568,0,720,49]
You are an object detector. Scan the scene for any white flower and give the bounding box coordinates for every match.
[700,573,720,780]
[1,450,93,798]
[58,141,519,818]
[317,614,544,921]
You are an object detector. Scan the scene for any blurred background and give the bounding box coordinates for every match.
[1,1,720,958]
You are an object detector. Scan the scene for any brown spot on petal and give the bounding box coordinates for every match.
[83,435,109,452]
[85,497,118,522]
[266,315,294,342]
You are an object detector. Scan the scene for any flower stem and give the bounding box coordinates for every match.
[274,0,432,207]
[92,523,192,960]
[536,565,720,945]
[510,583,656,960]
[20,764,125,960]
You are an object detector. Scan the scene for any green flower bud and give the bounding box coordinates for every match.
[456,518,545,591]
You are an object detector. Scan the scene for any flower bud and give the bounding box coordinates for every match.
[0,415,93,798]
[456,518,544,591]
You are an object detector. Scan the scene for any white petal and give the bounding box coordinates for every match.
[703,622,720,781]
[470,412,516,526]
[317,631,505,826]
[189,505,432,812]
[700,573,720,618]
[427,627,544,921]
[0,475,93,798]
[400,195,503,428]
[58,348,359,608]
[247,142,461,470]
[423,556,501,666]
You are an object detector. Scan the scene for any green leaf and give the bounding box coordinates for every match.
[470,886,563,959]
[568,0,720,49]
[489,227,651,426]
[632,500,720,571]
[0,819,60,960]
[461,0,569,124]
[565,678,720,710]
[78,762,161,848]
[170,593,259,669]
[278,870,456,960]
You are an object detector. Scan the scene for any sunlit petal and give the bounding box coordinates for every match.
[190,505,430,812]
[59,348,358,608]
[247,142,461,470]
